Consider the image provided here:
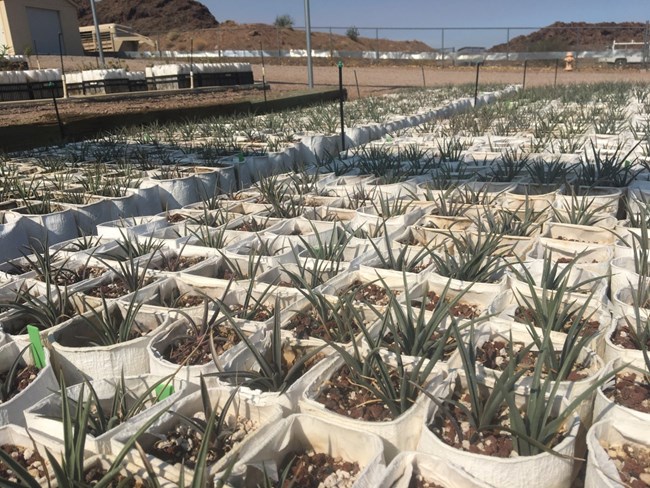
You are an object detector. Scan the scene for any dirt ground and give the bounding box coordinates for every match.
[3,54,650,128]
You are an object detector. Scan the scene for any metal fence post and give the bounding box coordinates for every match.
[375,28,379,61]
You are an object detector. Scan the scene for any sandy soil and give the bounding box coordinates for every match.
[3,55,650,127]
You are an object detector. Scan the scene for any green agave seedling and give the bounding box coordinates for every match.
[94,240,160,297]
[621,276,650,352]
[510,249,604,295]
[77,293,145,347]
[354,145,404,179]
[551,190,611,226]
[379,274,485,359]
[0,279,73,335]
[503,337,623,457]
[0,345,33,403]
[475,203,542,238]
[429,231,513,284]
[148,378,241,474]
[452,184,503,206]
[577,140,641,188]
[71,372,177,438]
[513,266,602,382]
[436,137,471,163]
[213,297,326,393]
[325,303,442,420]
[282,267,373,343]
[424,324,532,445]
[478,148,529,183]
[369,194,414,219]
[187,224,230,250]
[0,375,172,488]
[254,174,305,219]
[291,220,353,263]
[613,199,650,278]
[366,221,438,274]
[525,157,572,187]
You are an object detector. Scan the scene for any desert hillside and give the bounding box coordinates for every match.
[490,22,647,52]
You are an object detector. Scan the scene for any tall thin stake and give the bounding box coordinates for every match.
[260,41,268,103]
[190,38,194,89]
[554,59,559,88]
[338,61,345,151]
[353,69,361,98]
[421,65,426,87]
[473,62,481,106]
[522,60,528,90]
[48,82,65,142]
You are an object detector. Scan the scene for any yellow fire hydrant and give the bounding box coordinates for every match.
[564,52,575,71]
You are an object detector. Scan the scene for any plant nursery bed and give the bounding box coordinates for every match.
[604,371,650,414]
[149,413,256,470]
[337,280,393,307]
[610,324,650,350]
[513,306,601,336]
[409,474,446,488]
[601,441,650,488]
[286,308,363,343]
[381,329,457,361]
[315,364,404,422]
[475,339,590,381]
[34,265,106,286]
[161,323,241,366]
[272,450,360,488]
[0,444,46,481]
[430,386,565,458]
[82,466,152,487]
[155,255,207,272]
[0,365,39,402]
[412,291,480,319]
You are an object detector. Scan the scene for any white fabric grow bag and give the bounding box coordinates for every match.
[224,414,386,488]
[25,375,192,455]
[111,386,283,484]
[417,381,581,488]
[298,353,452,460]
[585,417,650,488]
[593,358,650,425]
[48,309,175,383]
[0,342,58,427]
[378,451,493,488]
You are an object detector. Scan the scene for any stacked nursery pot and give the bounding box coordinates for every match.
[24,375,192,455]
[586,417,650,487]
[0,342,58,426]
[111,386,284,484]
[222,414,387,487]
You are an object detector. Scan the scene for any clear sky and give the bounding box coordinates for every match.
[206,0,650,48]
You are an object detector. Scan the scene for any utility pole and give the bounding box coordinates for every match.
[89,0,105,67]
[304,0,314,88]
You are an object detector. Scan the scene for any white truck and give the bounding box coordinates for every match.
[600,40,649,67]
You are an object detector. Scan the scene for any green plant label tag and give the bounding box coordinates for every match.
[338,60,344,68]
[238,153,244,162]
[155,384,174,400]
[27,325,46,369]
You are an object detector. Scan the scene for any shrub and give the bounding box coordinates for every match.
[274,14,294,28]
[347,26,360,42]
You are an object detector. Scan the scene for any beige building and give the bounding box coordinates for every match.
[0,0,83,55]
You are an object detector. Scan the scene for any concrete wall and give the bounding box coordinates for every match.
[0,0,83,55]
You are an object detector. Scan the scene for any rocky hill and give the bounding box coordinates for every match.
[76,0,219,35]
[159,22,434,53]
[75,0,433,53]
[490,22,647,52]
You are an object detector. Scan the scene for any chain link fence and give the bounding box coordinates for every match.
[137,23,650,67]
